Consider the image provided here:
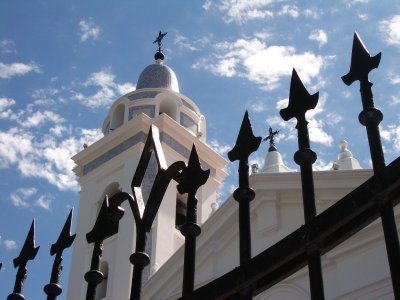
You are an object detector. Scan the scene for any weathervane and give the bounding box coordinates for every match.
[263,127,279,151]
[153,31,167,53]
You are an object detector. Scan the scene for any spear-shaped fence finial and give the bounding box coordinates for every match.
[44,208,76,300]
[178,144,210,299]
[228,111,261,299]
[228,111,262,164]
[341,32,381,87]
[280,69,324,300]
[342,32,400,298]
[341,32,384,171]
[8,219,40,300]
[85,196,118,300]
[281,69,318,134]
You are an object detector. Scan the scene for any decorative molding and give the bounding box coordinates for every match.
[83,132,147,175]
[82,130,216,177]
[180,112,198,134]
[128,105,155,120]
[160,132,216,177]
[128,91,159,101]
[181,98,196,112]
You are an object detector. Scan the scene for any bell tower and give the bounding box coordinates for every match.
[67,33,228,300]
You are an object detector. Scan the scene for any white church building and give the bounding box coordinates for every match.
[66,45,397,299]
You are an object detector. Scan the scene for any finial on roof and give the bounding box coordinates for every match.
[153,30,167,61]
[263,127,280,152]
[332,140,362,170]
[260,126,290,173]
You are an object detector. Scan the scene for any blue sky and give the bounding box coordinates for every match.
[0,1,400,299]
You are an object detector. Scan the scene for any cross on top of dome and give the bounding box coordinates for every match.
[153,31,167,61]
[263,127,280,152]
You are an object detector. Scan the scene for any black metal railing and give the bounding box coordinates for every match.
[4,32,400,300]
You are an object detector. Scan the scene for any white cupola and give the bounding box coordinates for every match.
[332,140,362,170]
[101,49,206,141]
[260,128,290,173]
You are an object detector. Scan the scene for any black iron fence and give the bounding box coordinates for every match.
[4,32,400,300]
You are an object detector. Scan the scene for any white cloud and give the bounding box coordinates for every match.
[379,15,400,46]
[209,0,276,24]
[73,70,134,108]
[303,8,321,19]
[309,29,328,46]
[308,118,333,146]
[35,195,52,210]
[0,97,15,110]
[203,0,212,10]
[208,139,231,156]
[23,129,102,191]
[275,98,288,110]
[381,124,400,153]
[50,125,67,136]
[278,5,299,18]
[348,0,369,4]
[313,159,333,171]
[0,61,41,79]
[216,180,236,203]
[9,187,53,211]
[9,187,37,208]
[79,19,101,42]
[3,239,17,250]
[30,87,61,107]
[345,0,369,7]
[0,97,16,119]
[0,124,102,191]
[388,72,400,85]
[248,100,266,113]
[196,37,330,91]
[326,112,343,125]
[175,34,198,51]
[0,39,16,54]
[1,96,65,131]
[22,110,65,128]
[206,57,238,77]
[254,31,272,41]
[389,94,400,106]
[117,82,136,95]
[175,33,212,52]
[342,90,352,99]
[0,128,33,168]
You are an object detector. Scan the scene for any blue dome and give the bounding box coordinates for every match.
[136,63,179,92]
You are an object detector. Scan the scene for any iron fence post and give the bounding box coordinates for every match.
[342,32,400,299]
[7,220,39,300]
[85,242,104,300]
[130,229,149,300]
[178,145,210,299]
[44,208,76,300]
[280,69,325,300]
[228,111,262,299]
